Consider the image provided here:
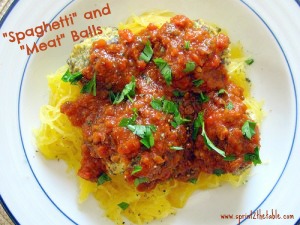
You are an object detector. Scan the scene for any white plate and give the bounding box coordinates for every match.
[1,0,300,224]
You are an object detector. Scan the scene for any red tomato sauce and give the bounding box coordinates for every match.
[61,15,260,191]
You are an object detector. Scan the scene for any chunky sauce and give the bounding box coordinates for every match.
[61,15,260,191]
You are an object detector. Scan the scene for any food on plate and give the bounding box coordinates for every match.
[35,11,263,224]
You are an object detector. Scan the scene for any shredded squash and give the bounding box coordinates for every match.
[35,11,263,225]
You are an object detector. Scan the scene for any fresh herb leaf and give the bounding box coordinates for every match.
[127,124,156,149]
[192,79,204,87]
[134,177,149,187]
[244,147,261,166]
[151,97,190,128]
[223,155,236,161]
[218,89,228,95]
[97,173,111,185]
[199,92,209,103]
[139,40,153,63]
[150,98,163,111]
[226,102,234,110]
[202,126,226,157]
[242,120,256,139]
[109,91,117,103]
[184,40,190,50]
[173,90,185,97]
[192,112,226,157]
[61,69,83,84]
[188,178,197,184]
[118,202,129,210]
[213,169,225,176]
[162,99,178,114]
[131,165,142,175]
[81,73,97,96]
[119,108,138,127]
[154,58,172,85]
[245,58,254,65]
[183,61,196,73]
[192,112,204,140]
[170,146,184,151]
[113,77,136,104]
[171,113,191,128]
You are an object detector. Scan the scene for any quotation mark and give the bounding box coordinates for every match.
[2,32,8,38]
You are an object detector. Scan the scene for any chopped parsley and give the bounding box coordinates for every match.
[192,112,226,157]
[183,61,196,73]
[139,40,153,63]
[184,40,190,50]
[244,147,261,165]
[192,79,204,87]
[97,173,111,185]
[218,89,228,95]
[131,165,142,175]
[150,97,190,128]
[223,155,236,161]
[245,58,254,65]
[173,90,185,97]
[242,120,256,139]
[119,108,138,127]
[119,109,156,148]
[170,146,184,151]
[134,177,149,187]
[153,58,172,85]
[111,77,136,104]
[61,69,83,84]
[226,102,234,110]
[199,92,209,103]
[213,169,225,176]
[118,202,129,210]
[171,113,190,128]
[188,178,198,184]
[127,124,156,149]
[81,72,97,96]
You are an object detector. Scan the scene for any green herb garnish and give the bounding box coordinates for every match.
[184,40,190,50]
[139,40,153,63]
[213,169,225,176]
[218,89,228,95]
[112,77,136,104]
[245,58,254,65]
[192,79,204,87]
[226,102,234,110]
[188,178,197,184]
[119,108,138,127]
[97,173,112,185]
[192,112,226,157]
[170,146,184,151]
[61,69,83,84]
[171,113,191,128]
[154,58,172,85]
[150,97,190,128]
[118,202,129,210]
[131,165,142,175]
[223,155,236,161]
[173,90,185,97]
[242,120,256,139]
[119,109,156,148]
[244,147,261,165]
[199,92,209,103]
[127,124,156,149]
[183,61,196,73]
[134,177,149,187]
[81,72,97,96]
